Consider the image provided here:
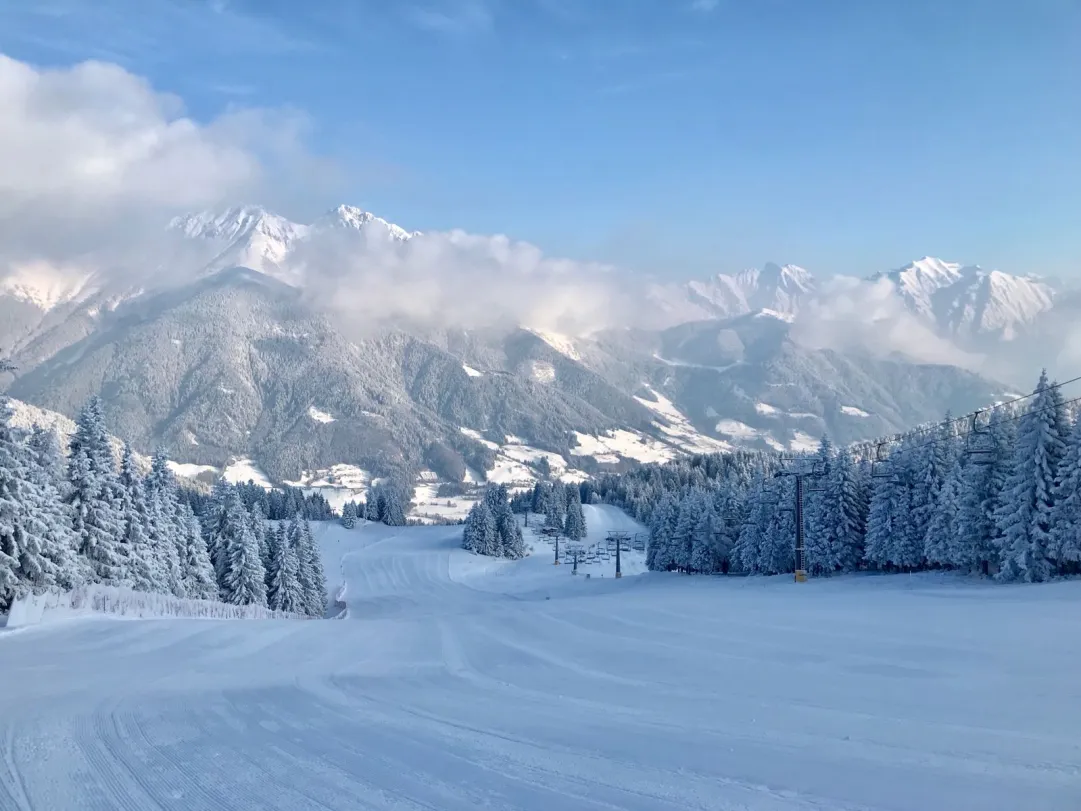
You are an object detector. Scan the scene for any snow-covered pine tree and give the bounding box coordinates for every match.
[0,401,30,608]
[381,490,407,526]
[543,498,563,536]
[734,476,770,574]
[530,482,547,515]
[178,501,216,600]
[462,501,494,555]
[499,510,527,559]
[563,487,587,542]
[925,453,964,568]
[829,450,868,573]
[911,418,956,565]
[266,522,302,612]
[219,489,267,606]
[21,424,84,592]
[804,437,836,576]
[248,502,269,576]
[995,370,1069,582]
[302,520,327,617]
[1049,412,1081,575]
[689,502,719,573]
[118,444,160,592]
[145,452,185,597]
[66,397,127,586]
[341,501,357,529]
[205,478,234,581]
[671,489,703,571]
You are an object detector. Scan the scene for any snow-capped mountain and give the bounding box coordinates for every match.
[872,257,1055,342]
[167,204,419,278]
[674,262,815,321]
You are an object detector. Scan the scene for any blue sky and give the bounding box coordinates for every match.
[1,0,1078,279]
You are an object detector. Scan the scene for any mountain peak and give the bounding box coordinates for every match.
[319,205,419,241]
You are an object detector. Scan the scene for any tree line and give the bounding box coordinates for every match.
[0,396,326,614]
[594,371,1081,583]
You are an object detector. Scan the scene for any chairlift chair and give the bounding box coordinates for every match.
[966,410,996,465]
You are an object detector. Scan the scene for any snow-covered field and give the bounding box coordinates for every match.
[2,505,1080,810]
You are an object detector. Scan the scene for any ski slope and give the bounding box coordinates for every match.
[2,505,1080,810]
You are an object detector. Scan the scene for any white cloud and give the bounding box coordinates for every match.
[790,275,985,369]
[0,51,330,277]
[0,54,264,211]
[292,223,643,336]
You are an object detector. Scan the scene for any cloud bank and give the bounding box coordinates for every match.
[0,52,326,270]
[790,275,985,370]
[291,223,643,336]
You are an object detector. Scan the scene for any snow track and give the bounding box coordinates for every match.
[2,505,1080,810]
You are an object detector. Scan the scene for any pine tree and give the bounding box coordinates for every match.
[925,455,963,568]
[463,501,499,556]
[689,505,719,573]
[953,417,1014,573]
[563,487,587,542]
[302,520,327,616]
[118,444,159,592]
[0,402,30,607]
[66,397,126,586]
[530,482,546,515]
[734,476,770,573]
[22,425,84,592]
[1049,413,1081,574]
[381,490,407,526]
[219,489,267,606]
[178,502,216,600]
[145,453,186,598]
[248,502,269,575]
[266,523,302,612]
[341,501,357,529]
[995,371,1068,582]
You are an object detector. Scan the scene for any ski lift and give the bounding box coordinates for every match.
[871,441,891,479]
[966,410,996,465]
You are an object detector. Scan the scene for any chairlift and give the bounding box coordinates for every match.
[966,410,996,465]
[871,441,892,479]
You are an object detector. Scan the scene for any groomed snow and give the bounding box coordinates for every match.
[2,505,1079,810]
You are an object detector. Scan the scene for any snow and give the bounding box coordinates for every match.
[755,401,781,415]
[283,464,371,512]
[221,457,274,489]
[527,328,582,361]
[307,405,336,424]
[841,405,871,417]
[571,428,676,465]
[411,482,478,524]
[634,388,732,455]
[0,261,95,311]
[715,418,760,438]
[461,363,484,377]
[6,584,299,628]
[790,430,820,452]
[530,360,556,383]
[459,426,500,450]
[166,461,219,479]
[3,508,1079,811]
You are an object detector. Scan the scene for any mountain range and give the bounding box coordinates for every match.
[1,202,1069,512]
